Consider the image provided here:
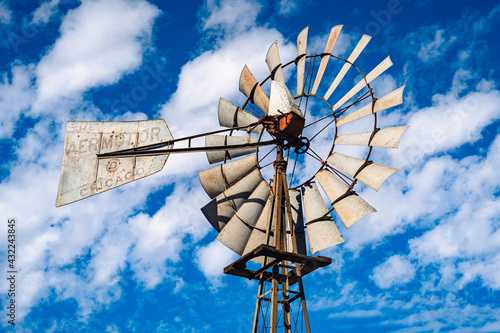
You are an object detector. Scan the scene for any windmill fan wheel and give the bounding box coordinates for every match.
[198,25,409,257]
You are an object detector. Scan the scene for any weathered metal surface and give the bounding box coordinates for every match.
[217,181,271,254]
[311,25,343,95]
[296,26,308,97]
[335,126,410,148]
[287,189,307,255]
[56,119,173,207]
[265,41,285,82]
[327,152,399,191]
[336,85,405,127]
[218,98,263,134]
[210,169,264,231]
[301,182,344,255]
[315,169,376,228]
[269,80,304,117]
[332,56,393,112]
[242,197,273,261]
[239,65,270,114]
[198,155,258,199]
[205,135,258,164]
[323,34,372,100]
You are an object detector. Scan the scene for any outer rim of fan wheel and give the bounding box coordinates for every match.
[224,52,378,191]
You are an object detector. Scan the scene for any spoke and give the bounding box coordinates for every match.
[289,151,300,188]
[309,117,335,142]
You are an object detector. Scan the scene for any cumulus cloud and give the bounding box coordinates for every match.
[201,0,261,35]
[35,0,160,104]
[371,255,416,289]
[0,2,11,24]
[194,240,237,288]
[31,0,60,25]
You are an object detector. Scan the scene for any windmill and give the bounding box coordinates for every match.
[56,26,407,332]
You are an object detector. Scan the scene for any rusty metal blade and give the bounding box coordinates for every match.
[198,155,258,199]
[336,85,405,127]
[239,65,270,114]
[334,126,410,148]
[301,182,344,255]
[296,26,308,96]
[218,98,263,134]
[315,169,376,228]
[216,181,271,254]
[332,56,393,112]
[203,169,264,232]
[323,34,372,100]
[56,120,173,207]
[326,152,398,191]
[242,197,273,263]
[266,41,285,82]
[287,189,307,255]
[311,25,343,95]
[205,135,258,164]
[269,80,304,117]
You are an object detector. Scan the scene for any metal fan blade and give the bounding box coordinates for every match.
[201,169,264,232]
[296,26,308,97]
[269,80,303,117]
[218,98,263,134]
[242,197,273,263]
[301,182,344,255]
[334,126,410,149]
[56,120,173,207]
[286,189,307,255]
[216,181,271,254]
[323,34,372,100]
[336,85,405,127]
[311,25,343,95]
[205,135,258,164]
[266,41,285,82]
[332,56,393,112]
[326,152,398,191]
[315,169,376,228]
[198,155,258,199]
[239,65,270,115]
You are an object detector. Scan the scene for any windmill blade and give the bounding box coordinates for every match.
[239,65,270,115]
[218,98,263,134]
[266,41,285,82]
[302,182,344,255]
[323,34,372,100]
[286,189,307,255]
[296,26,308,97]
[56,120,173,207]
[205,135,258,164]
[326,153,398,191]
[243,197,273,263]
[315,169,376,228]
[332,56,393,112]
[336,85,405,127]
[334,126,410,148]
[201,169,263,232]
[310,25,343,95]
[216,181,271,254]
[199,155,258,199]
[268,80,303,117]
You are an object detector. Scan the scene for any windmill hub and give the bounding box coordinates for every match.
[259,111,305,143]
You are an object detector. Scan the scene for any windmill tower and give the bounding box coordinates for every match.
[56,26,408,332]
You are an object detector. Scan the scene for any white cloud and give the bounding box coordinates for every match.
[0,2,11,24]
[201,0,261,35]
[417,28,457,62]
[371,255,416,289]
[194,239,237,288]
[31,0,60,25]
[0,64,36,139]
[35,0,160,104]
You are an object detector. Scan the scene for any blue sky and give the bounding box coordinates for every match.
[1,0,500,332]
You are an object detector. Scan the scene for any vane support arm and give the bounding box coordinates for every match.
[97,139,277,158]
